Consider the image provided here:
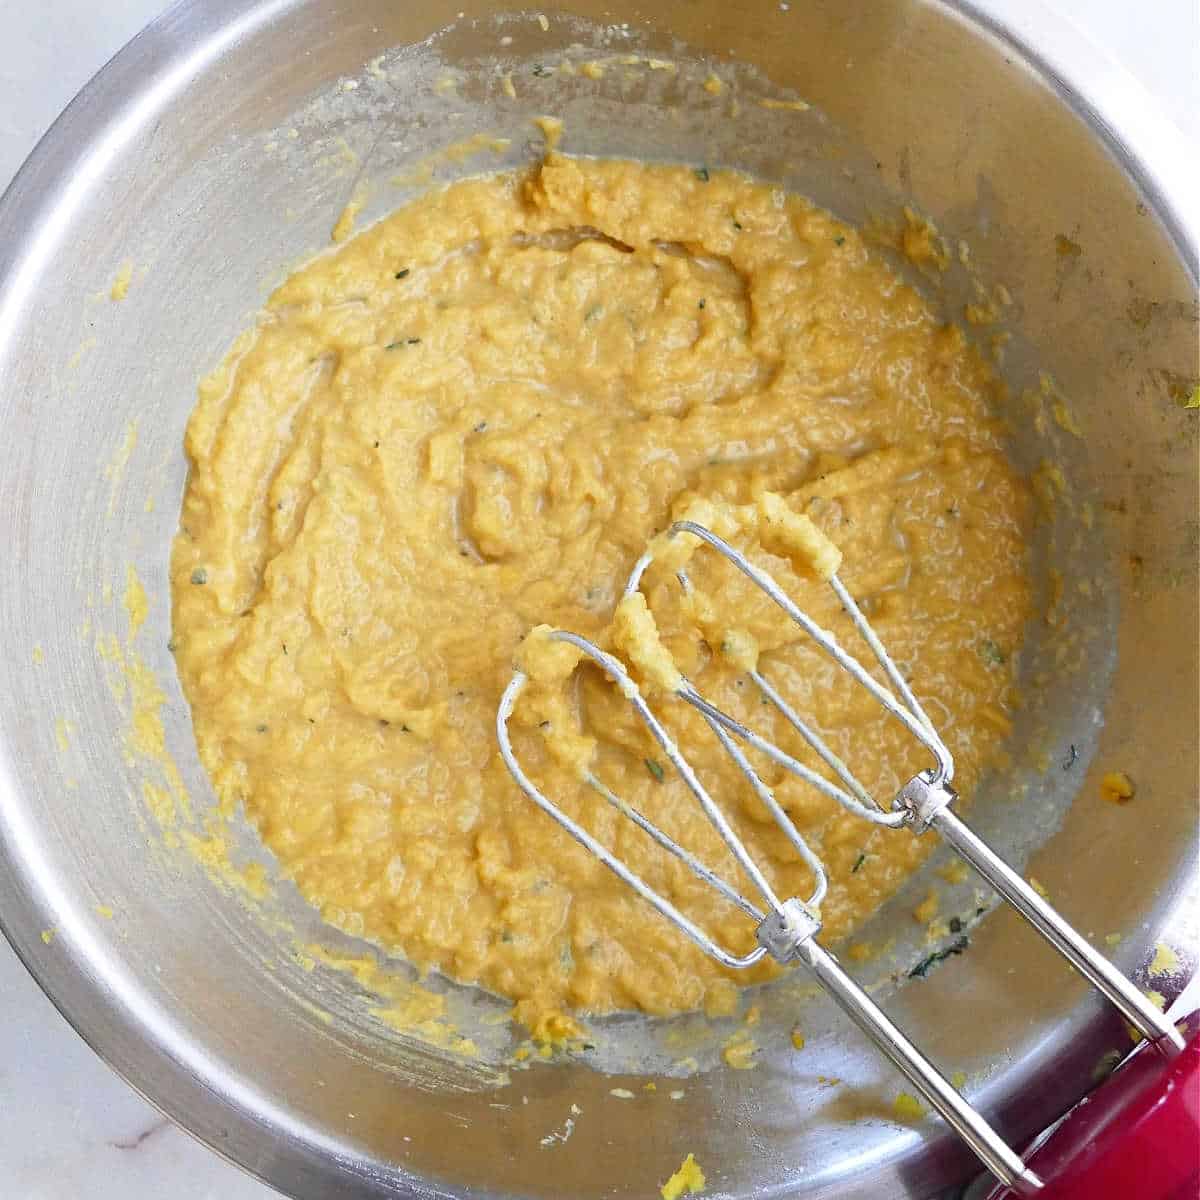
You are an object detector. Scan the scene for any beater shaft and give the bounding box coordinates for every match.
[931,806,1182,1048]
[798,936,1041,1193]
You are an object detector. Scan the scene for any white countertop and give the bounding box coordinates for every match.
[1,4,1196,1197]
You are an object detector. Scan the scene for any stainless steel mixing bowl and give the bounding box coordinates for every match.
[0,2,1196,1197]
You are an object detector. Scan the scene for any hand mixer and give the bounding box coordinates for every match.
[496,509,1198,1198]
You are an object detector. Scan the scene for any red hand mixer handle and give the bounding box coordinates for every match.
[986,1011,1200,1200]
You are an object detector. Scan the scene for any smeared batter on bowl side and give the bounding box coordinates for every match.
[171,154,1031,1030]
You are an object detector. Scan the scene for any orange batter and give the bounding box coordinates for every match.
[171,154,1031,1028]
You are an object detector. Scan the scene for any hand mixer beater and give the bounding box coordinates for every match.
[496,503,1186,1197]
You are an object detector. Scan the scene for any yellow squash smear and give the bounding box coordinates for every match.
[171,155,1032,1029]
[893,1092,927,1122]
[661,1152,706,1199]
[110,261,133,301]
[1150,942,1181,978]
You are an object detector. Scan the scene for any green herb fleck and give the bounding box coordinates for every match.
[834,235,846,246]
[731,219,743,230]
[852,853,867,873]
[166,638,178,653]
[190,567,208,585]
[532,63,550,77]
[1062,744,1078,771]
[948,916,963,934]
[474,420,488,433]
[394,268,410,279]
[908,935,970,979]
[584,304,604,322]
[408,337,421,344]
[1091,1048,1123,1083]
[694,166,710,182]
[979,639,1006,666]
[385,341,403,350]
[500,929,514,943]
[1186,385,1200,410]
[256,723,268,733]
[645,757,665,783]
[697,298,706,310]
